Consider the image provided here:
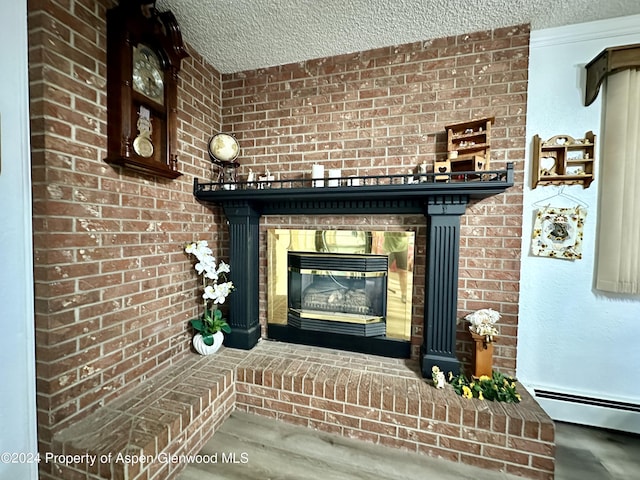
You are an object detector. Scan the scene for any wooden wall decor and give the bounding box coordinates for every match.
[532,132,595,188]
[444,117,493,179]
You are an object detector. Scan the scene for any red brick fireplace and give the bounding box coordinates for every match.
[30,0,530,475]
[217,25,529,375]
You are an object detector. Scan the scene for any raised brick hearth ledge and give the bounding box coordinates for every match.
[51,341,555,480]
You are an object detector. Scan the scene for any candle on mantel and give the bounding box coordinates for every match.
[312,164,324,187]
[328,168,341,187]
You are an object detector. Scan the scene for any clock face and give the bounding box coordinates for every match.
[132,44,164,104]
[208,133,240,162]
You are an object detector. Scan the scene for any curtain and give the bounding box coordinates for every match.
[596,68,640,294]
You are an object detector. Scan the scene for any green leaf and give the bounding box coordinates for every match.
[190,319,204,332]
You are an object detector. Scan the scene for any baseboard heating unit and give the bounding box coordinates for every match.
[534,388,640,434]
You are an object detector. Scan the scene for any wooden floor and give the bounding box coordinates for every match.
[177,411,522,480]
[178,410,640,480]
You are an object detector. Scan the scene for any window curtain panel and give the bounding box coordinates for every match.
[596,68,640,294]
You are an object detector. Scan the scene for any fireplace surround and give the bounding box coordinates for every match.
[194,165,514,377]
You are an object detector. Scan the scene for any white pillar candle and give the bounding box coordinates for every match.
[312,164,324,187]
[348,176,360,186]
[328,168,341,187]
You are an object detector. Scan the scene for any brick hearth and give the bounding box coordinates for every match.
[52,341,555,480]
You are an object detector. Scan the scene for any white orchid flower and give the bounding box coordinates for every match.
[203,285,215,300]
[196,241,213,256]
[217,261,231,274]
[211,282,234,304]
[204,269,219,281]
[466,308,501,338]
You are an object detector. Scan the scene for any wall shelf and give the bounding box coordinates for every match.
[532,132,595,188]
[443,117,494,177]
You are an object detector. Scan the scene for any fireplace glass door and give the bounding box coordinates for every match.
[268,229,414,348]
[287,251,388,337]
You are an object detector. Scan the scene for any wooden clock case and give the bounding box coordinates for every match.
[105,0,188,179]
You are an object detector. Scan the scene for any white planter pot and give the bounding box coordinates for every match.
[192,331,224,355]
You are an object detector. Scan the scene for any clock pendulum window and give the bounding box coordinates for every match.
[133,106,154,159]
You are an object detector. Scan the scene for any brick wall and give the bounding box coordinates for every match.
[222,26,528,368]
[28,0,223,469]
[28,0,529,473]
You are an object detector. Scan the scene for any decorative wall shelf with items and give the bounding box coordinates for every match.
[531,132,595,189]
[439,117,493,180]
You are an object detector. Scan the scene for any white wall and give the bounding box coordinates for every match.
[518,15,640,433]
[0,0,38,477]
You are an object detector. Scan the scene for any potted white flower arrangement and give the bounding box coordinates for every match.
[466,308,500,343]
[465,308,501,377]
[184,240,234,355]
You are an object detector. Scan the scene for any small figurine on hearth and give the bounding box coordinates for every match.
[259,168,274,189]
[432,365,446,389]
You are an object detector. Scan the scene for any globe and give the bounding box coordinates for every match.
[208,133,239,163]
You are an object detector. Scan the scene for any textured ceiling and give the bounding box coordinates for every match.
[156,0,640,73]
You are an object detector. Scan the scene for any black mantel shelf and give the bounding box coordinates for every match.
[193,163,514,214]
[192,163,514,378]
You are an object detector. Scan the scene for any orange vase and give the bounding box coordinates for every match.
[471,332,495,378]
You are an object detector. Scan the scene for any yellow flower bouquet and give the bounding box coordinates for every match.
[448,370,521,403]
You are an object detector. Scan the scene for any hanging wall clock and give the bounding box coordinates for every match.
[105,0,189,179]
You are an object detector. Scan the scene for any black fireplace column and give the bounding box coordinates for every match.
[420,196,467,377]
[222,202,261,350]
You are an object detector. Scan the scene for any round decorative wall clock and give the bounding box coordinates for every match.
[208,133,240,188]
[208,133,240,163]
[132,44,165,104]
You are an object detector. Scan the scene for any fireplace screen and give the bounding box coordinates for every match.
[287,252,388,336]
[267,229,414,341]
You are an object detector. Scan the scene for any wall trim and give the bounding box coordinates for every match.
[0,0,38,478]
[531,14,640,48]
